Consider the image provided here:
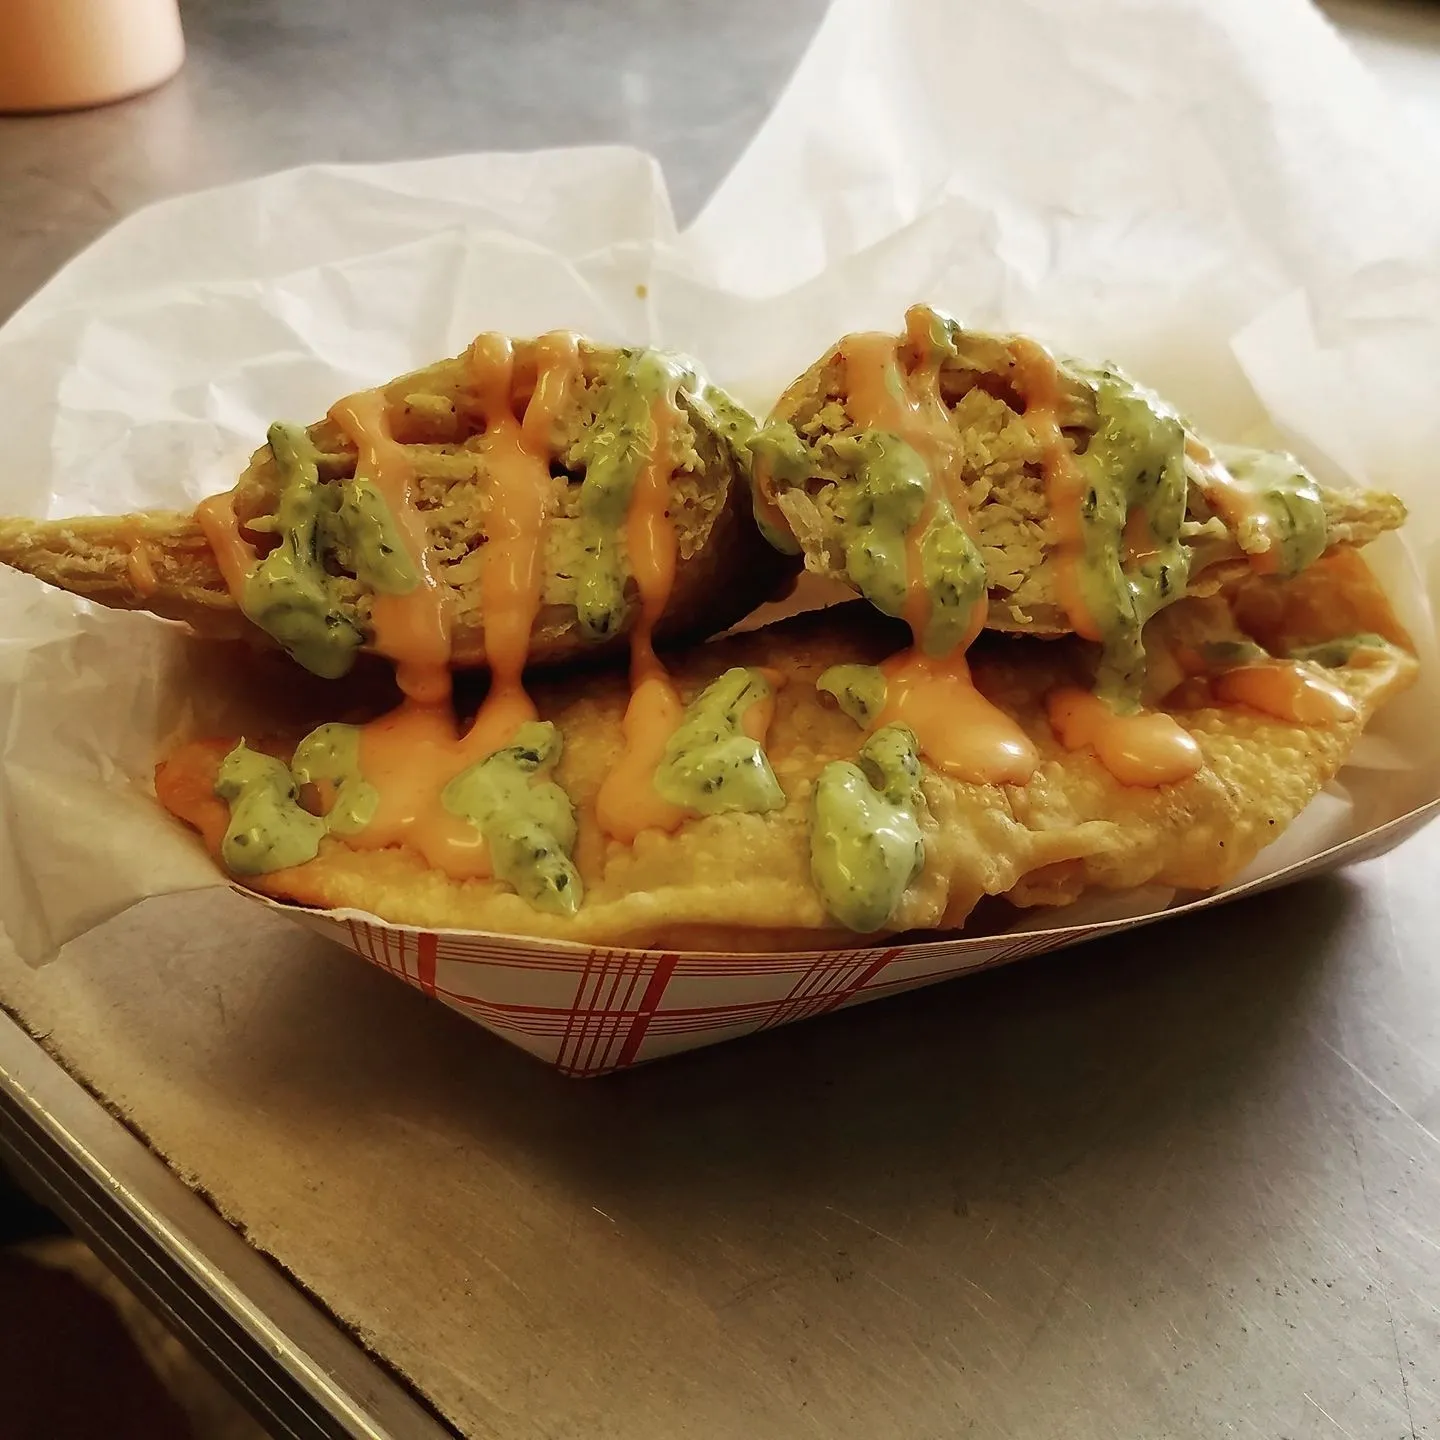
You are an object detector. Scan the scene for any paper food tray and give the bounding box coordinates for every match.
[239,797,1434,1076]
[2,0,1440,1074]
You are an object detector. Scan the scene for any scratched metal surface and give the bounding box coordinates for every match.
[2,1,1440,1436]
[3,840,1439,1438]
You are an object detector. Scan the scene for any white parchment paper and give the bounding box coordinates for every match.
[2,0,1439,965]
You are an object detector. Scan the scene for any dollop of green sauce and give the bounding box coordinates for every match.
[441,722,583,916]
[291,723,378,836]
[816,664,888,728]
[215,742,327,876]
[920,505,989,655]
[1212,443,1328,576]
[828,430,987,656]
[687,376,766,456]
[214,719,585,917]
[745,418,809,555]
[814,313,988,654]
[1067,367,1192,709]
[645,361,805,556]
[241,424,364,679]
[573,349,689,642]
[810,724,926,933]
[832,431,924,615]
[239,422,420,679]
[652,667,786,816]
[1288,633,1390,668]
[336,474,420,595]
[1201,640,1270,669]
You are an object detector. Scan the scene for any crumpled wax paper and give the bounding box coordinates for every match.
[2,0,1438,965]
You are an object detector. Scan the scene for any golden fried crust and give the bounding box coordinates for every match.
[0,509,247,638]
[766,346,1406,636]
[155,552,1417,951]
[0,339,796,669]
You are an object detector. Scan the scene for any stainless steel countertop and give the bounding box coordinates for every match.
[2,2,1440,1437]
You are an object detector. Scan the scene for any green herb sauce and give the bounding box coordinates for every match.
[1211,443,1328,577]
[1066,366,1192,709]
[816,664,888,728]
[290,723,378,836]
[810,724,926,933]
[652,667,786,816]
[1288,633,1391,668]
[573,349,686,641]
[441,722,583,916]
[238,421,420,679]
[214,742,327,875]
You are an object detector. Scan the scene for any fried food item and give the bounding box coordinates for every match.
[0,335,794,674]
[156,549,1416,951]
[756,308,1405,668]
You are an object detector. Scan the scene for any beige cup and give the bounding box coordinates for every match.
[0,0,184,112]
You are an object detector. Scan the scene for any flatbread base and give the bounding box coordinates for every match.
[157,550,1417,951]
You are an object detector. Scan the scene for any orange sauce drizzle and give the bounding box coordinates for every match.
[315,332,582,879]
[1184,437,1282,576]
[1010,337,1102,641]
[595,658,784,844]
[341,703,489,876]
[624,391,680,679]
[188,336,598,882]
[1213,662,1358,726]
[464,330,580,741]
[596,674,688,843]
[878,650,1037,785]
[194,492,258,597]
[329,388,452,704]
[1047,687,1203,787]
[833,307,1035,785]
[120,519,159,597]
[841,316,976,642]
[595,390,696,842]
[1010,338,1205,789]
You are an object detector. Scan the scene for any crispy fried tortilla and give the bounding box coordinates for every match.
[10,306,1411,955]
[0,336,794,673]
[758,310,1405,655]
[156,550,1416,952]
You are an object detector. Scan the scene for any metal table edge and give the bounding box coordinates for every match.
[0,1006,456,1440]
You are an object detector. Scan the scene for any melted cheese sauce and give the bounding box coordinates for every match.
[1047,687,1203,787]
[312,332,583,880]
[1011,337,1102,642]
[596,672,689,842]
[593,379,790,843]
[120,520,159,597]
[835,307,1034,783]
[841,319,975,644]
[1185,437,1282,576]
[595,389,696,840]
[465,329,579,735]
[346,703,490,875]
[1011,337,1207,788]
[1213,662,1358,726]
[330,387,452,704]
[195,492,257,596]
[877,650,1037,786]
